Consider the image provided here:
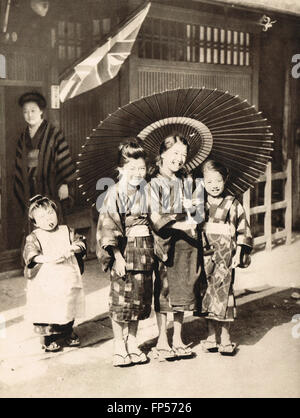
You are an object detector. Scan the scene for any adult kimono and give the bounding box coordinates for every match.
[14,119,75,224]
[148,172,204,313]
[23,225,86,336]
[97,182,155,323]
[200,194,253,321]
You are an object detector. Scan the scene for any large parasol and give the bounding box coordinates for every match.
[76,87,273,205]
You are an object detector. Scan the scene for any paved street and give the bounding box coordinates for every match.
[1,235,300,398]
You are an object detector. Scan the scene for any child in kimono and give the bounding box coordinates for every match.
[24,195,86,352]
[199,160,252,355]
[97,141,154,367]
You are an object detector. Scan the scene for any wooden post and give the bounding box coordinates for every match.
[243,188,251,224]
[285,159,292,245]
[264,162,272,251]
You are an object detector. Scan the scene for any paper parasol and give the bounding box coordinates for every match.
[76,87,273,204]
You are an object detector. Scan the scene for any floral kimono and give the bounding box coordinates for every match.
[147,172,204,313]
[200,194,253,321]
[23,225,86,336]
[97,183,155,323]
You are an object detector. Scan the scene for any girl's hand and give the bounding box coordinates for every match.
[172,220,197,231]
[231,253,240,268]
[113,254,126,277]
[70,243,80,254]
[232,246,242,268]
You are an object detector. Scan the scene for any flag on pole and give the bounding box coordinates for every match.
[59,2,151,103]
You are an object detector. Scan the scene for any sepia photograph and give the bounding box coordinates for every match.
[0,0,299,402]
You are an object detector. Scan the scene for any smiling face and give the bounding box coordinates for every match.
[32,205,58,231]
[22,101,43,128]
[120,157,147,186]
[203,169,226,197]
[161,140,188,175]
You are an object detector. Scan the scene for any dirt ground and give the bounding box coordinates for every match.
[1,237,300,398]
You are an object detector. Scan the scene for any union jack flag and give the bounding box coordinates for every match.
[59,2,150,103]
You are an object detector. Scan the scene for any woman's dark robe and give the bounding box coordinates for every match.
[14,119,75,213]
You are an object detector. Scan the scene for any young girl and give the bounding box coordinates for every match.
[200,159,252,355]
[148,133,203,361]
[97,141,154,367]
[23,195,86,352]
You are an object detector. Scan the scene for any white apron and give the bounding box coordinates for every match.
[26,225,85,324]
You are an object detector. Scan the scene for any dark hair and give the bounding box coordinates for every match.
[159,132,190,157]
[117,140,147,168]
[153,132,190,178]
[202,159,229,180]
[18,91,47,110]
[28,195,57,223]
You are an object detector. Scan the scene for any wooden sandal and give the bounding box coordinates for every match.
[172,343,194,358]
[151,347,177,362]
[219,343,237,356]
[42,341,62,353]
[128,351,148,364]
[112,353,132,367]
[200,340,219,353]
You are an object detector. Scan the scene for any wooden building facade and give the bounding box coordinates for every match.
[0,0,299,271]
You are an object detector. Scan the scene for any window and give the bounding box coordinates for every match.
[138,18,252,66]
[92,18,111,46]
[0,54,6,78]
[57,21,83,62]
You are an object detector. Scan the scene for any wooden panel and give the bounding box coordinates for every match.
[147,2,261,33]
[137,64,252,102]
[60,76,120,206]
[5,51,48,82]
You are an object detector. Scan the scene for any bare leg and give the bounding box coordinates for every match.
[127,320,142,354]
[206,319,217,343]
[111,318,127,356]
[220,322,232,346]
[172,311,185,347]
[155,312,172,350]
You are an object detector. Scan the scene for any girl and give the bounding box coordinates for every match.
[97,141,154,367]
[200,159,252,355]
[148,133,203,361]
[23,195,86,352]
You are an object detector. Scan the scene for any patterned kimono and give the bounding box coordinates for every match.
[97,183,155,323]
[14,119,75,237]
[200,194,252,321]
[23,225,86,336]
[148,172,204,313]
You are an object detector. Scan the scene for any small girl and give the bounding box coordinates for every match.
[24,195,86,352]
[97,141,154,367]
[199,160,252,355]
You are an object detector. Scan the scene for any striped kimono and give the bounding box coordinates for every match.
[14,119,75,213]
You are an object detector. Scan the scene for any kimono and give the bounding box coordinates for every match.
[14,119,75,237]
[23,225,86,335]
[200,194,253,321]
[97,183,155,323]
[148,172,204,313]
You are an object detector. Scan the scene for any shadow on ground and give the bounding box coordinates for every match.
[139,287,300,353]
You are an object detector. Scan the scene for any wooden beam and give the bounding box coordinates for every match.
[0,80,44,87]
[148,2,261,33]
[250,205,266,215]
[264,162,272,251]
[285,159,292,245]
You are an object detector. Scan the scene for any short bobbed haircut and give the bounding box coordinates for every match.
[202,159,229,180]
[28,195,57,223]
